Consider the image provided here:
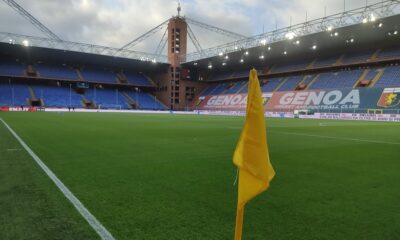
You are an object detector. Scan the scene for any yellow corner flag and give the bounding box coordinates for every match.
[233,69,275,240]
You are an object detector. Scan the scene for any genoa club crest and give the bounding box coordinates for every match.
[377,88,400,108]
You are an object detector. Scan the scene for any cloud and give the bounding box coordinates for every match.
[0,0,384,54]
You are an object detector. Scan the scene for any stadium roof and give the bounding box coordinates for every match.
[182,0,400,64]
[0,42,168,72]
[182,13,400,71]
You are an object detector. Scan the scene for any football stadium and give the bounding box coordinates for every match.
[0,0,400,239]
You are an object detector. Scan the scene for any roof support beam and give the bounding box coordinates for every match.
[2,0,61,41]
[185,17,247,40]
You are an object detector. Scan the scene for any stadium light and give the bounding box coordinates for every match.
[22,39,29,47]
[244,51,249,56]
[208,64,213,69]
[312,45,317,50]
[259,55,265,60]
[234,46,238,50]
[193,62,198,66]
[370,13,376,22]
[294,40,300,45]
[362,17,368,23]
[225,55,229,60]
[240,59,244,63]
[326,26,333,32]
[260,39,267,45]
[330,32,339,37]
[285,32,296,40]
[218,52,223,56]
[378,22,383,28]
[222,62,227,66]
[267,46,271,51]
[151,59,157,63]
[283,51,287,55]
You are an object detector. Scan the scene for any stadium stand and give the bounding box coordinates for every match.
[123,72,153,86]
[80,67,117,83]
[277,75,304,91]
[363,68,380,80]
[309,69,363,89]
[261,77,284,92]
[312,55,339,68]
[211,83,229,95]
[1,46,399,110]
[31,85,83,108]
[378,48,400,59]
[1,84,31,106]
[35,64,78,80]
[0,83,12,106]
[126,91,166,110]
[341,51,374,64]
[85,88,127,109]
[200,84,218,96]
[224,82,246,94]
[374,65,400,87]
[0,61,25,76]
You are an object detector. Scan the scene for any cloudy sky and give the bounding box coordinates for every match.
[0,0,383,54]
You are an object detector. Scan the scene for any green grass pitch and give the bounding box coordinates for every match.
[0,112,399,240]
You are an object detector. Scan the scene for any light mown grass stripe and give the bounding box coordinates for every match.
[0,118,115,240]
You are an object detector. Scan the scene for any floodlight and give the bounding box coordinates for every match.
[22,39,29,47]
[260,39,267,45]
[370,14,376,22]
[285,32,296,40]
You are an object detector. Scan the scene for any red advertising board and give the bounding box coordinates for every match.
[195,93,272,111]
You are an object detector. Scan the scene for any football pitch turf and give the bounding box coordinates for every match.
[0,112,399,240]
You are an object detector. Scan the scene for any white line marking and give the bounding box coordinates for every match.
[270,130,400,145]
[0,118,115,240]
